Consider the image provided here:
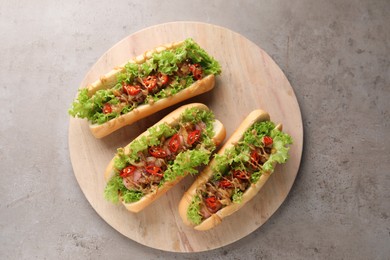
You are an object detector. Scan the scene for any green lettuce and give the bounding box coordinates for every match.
[181,106,215,136]
[187,195,202,225]
[104,175,123,203]
[121,190,143,203]
[212,145,251,179]
[262,128,293,172]
[104,175,143,203]
[163,149,211,183]
[113,148,131,170]
[250,170,262,183]
[243,121,275,147]
[149,75,195,102]
[182,39,221,75]
[120,62,139,83]
[152,51,181,75]
[232,189,243,204]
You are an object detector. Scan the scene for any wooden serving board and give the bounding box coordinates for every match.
[68,22,303,252]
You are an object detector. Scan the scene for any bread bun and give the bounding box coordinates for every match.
[70,39,220,138]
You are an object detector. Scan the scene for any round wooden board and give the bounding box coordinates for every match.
[69,22,303,252]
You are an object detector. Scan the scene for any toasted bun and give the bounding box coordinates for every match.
[178,110,283,230]
[83,40,216,138]
[104,103,226,213]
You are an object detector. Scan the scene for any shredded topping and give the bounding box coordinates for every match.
[106,60,203,115]
[118,121,203,195]
[196,145,272,220]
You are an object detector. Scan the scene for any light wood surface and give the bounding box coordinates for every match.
[68,22,303,252]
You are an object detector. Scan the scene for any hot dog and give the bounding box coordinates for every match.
[104,103,226,213]
[69,38,221,138]
[178,109,293,230]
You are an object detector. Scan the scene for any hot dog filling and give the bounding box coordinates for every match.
[104,107,217,204]
[69,38,221,124]
[187,121,293,225]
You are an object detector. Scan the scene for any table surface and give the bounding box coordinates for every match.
[1,1,389,259]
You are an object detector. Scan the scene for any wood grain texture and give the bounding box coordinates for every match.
[68,22,303,252]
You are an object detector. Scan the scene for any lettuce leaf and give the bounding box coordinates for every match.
[182,38,222,75]
[140,59,157,77]
[113,148,132,170]
[187,195,202,225]
[104,175,123,203]
[117,62,139,84]
[212,144,250,179]
[146,123,177,147]
[250,170,263,183]
[149,75,195,102]
[104,175,143,204]
[68,88,92,118]
[262,129,293,172]
[68,88,120,124]
[152,51,180,75]
[232,189,243,203]
[121,190,143,203]
[243,121,275,147]
[163,149,211,183]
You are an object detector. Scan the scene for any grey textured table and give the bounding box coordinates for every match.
[1,1,389,259]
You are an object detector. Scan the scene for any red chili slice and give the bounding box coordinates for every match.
[102,103,112,114]
[263,136,273,146]
[250,150,260,164]
[148,147,167,158]
[145,165,163,177]
[233,170,248,180]
[189,64,203,80]
[219,179,232,188]
[205,197,216,208]
[123,84,141,96]
[143,75,157,91]
[157,72,169,85]
[205,196,221,212]
[120,165,137,178]
[168,134,181,153]
[187,130,201,145]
